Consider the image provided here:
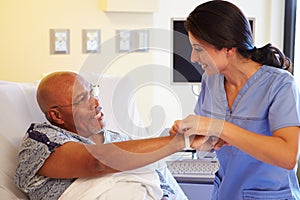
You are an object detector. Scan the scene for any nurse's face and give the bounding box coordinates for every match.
[188,32,228,75]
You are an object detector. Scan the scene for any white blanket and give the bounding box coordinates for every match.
[59,163,187,200]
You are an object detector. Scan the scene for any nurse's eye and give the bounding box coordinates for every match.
[194,47,204,52]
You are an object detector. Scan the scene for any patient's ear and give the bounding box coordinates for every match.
[48,109,64,125]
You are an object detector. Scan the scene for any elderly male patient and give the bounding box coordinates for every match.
[14,71,190,200]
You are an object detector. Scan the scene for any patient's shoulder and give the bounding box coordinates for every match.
[103,129,131,143]
[21,123,94,150]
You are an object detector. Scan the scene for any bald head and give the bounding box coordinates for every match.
[37,71,79,114]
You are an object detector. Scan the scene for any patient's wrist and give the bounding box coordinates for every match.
[184,135,191,149]
[171,134,187,150]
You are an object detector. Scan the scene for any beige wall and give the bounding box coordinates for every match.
[0,0,285,83]
[0,0,154,82]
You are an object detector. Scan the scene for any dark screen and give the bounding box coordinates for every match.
[172,19,204,83]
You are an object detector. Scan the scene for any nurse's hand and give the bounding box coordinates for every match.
[169,115,200,135]
[170,115,228,149]
[170,115,205,136]
[169,115,203,136]
[169,119,182,135]
[171,115,224,137]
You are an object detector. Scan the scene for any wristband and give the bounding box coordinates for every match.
[184,135,190,149]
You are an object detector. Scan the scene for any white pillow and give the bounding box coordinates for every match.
[0,81,46,199]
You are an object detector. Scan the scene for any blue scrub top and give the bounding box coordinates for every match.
[195,65,300,200]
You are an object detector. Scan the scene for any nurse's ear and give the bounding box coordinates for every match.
[223,47,237,57]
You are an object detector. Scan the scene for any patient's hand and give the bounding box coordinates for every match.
[191,136,229,150]
[190,135,206,149]
[213,138,230,150]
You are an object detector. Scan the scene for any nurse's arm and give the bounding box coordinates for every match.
[221,124,299,170]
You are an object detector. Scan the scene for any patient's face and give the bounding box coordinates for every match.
[60,77,105,138]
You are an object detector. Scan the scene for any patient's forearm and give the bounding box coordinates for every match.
[86,134,185,172]
[37,134,187,179]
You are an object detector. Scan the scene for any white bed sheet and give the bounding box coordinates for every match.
[59,162,187,200]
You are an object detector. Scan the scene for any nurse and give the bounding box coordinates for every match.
[170,1,300,199]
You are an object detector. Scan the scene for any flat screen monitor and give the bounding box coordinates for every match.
[171,18,204,83]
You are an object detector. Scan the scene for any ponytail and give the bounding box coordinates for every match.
[249,44,292,72]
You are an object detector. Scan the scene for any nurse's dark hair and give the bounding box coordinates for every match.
[185,0,291,72]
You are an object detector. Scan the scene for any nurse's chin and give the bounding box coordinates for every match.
[202,66,220,75]
[204,70,220,76]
